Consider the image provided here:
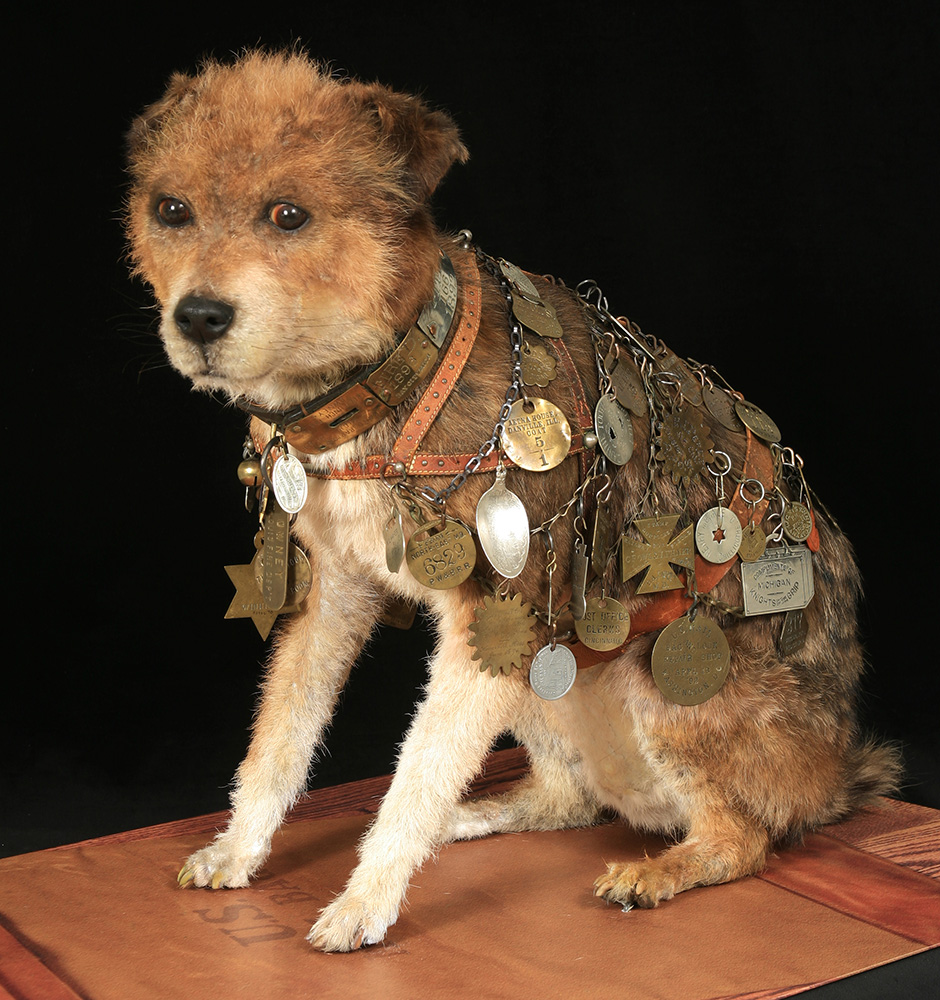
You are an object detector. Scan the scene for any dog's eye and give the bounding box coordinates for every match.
[268,202,309,232]
[155,197,192,227]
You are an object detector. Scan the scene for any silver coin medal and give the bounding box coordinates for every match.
[475,463,530,579]
[529,643,577,700]
[271,452,308,514]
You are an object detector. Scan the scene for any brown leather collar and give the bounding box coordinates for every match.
[238,250,459,455]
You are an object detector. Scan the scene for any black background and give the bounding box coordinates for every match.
[5,1,937,867]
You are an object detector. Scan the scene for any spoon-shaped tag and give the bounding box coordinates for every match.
[476,464,530,578]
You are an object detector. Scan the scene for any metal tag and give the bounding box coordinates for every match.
[778,608,809,657]
[261,497,291,611]
[272,453,308,514]
[501,397,571,472]
[651,615,730,705]
[783,501,813,542]
[695,505,743,564]
[405,517,476,590]
[738,521,767,563]
[734,399,782,443]
[511,292,564,339]
[620,514,696,593]
[520,336,558,387]
[608,358,647,417]
[594,393,635,466]
[475,464,530,579]
[468,592,536,676]
[741,544,815,616]
[655,405,715,485]
[383,507,405,574]
[529,643,577,700]
[416,250,458,347]
[570,537,589,620]
[703,384,744,431]
[574,597,631,652]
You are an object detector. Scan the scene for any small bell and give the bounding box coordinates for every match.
[237,458,263,486]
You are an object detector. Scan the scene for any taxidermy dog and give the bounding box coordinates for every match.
[125,50,899,952]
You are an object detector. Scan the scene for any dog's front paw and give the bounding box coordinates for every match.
[593,861,677,910]
[177,840,266,890]
[307,891,395,952]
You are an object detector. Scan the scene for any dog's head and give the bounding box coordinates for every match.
[125,50,467,410]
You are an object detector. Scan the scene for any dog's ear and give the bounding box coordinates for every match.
[354,83,469,203]
[126,72,199,159]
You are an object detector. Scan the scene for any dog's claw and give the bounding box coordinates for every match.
[178,865,195,888]
[211,871,225,890]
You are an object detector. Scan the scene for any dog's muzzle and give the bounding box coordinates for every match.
[174,294,235,344]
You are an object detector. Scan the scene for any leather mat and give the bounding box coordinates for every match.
[1,799,938,1000]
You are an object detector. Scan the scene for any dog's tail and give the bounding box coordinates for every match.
[841,735,904,811]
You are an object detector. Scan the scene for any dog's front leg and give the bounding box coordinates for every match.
[179,576,380,890]
[307,618,526,952]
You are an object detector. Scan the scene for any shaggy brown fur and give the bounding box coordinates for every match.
[126,50,899,952]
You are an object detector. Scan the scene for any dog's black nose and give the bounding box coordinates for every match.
[173,295,235,343]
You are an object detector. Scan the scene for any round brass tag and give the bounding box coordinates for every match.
[405,518,476,589]
[501,398,571,472]
[651,615,730,705]
[574,597,632,651]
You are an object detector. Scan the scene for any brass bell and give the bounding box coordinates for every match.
[237,458,263,486]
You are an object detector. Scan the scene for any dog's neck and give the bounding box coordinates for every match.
[236,250,459,455]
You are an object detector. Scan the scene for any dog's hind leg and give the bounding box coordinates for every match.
[447,712,601,839]
[178,577,381,890]
[307,617,527,952]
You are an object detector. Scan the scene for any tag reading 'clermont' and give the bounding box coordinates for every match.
[574,597,632,651]
[741,544,815,616]
[529,643,577,700]
[651,615,730,705]
[405,517,476,590]
[501,397,571,471]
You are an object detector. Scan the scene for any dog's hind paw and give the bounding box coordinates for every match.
[177,843,262,890]
[593,861,677,909]
[307,893,394,952]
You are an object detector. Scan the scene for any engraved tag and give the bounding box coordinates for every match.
[476,464,530,579]
[620,514,696,593]
[529,644,577,700]
[384,507,406,573]
[570,537,589,620]
[741,544,815,616]
[366,325,438,405]
[608,358,647,417]
[695,506,743,564]
[405,517,476,590]
[652,615,730,705]
[468,592,536,676]
[703,384,745,431]
[255,540,312,607]
[594,393,635,466]
[738,521,767,563]
[272,453,308,514]
[653,346,703,406]
[520,336,558,387]
[655,406,715,485]
[574,597,631,651]
[783,501,813,543]
[261,497,291,611]
[416,250,458,346]
[734,400,782,443]
[500,260,541,298]
[501,397,571,471]
[778,608,808,657]
[511,292,564,339]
